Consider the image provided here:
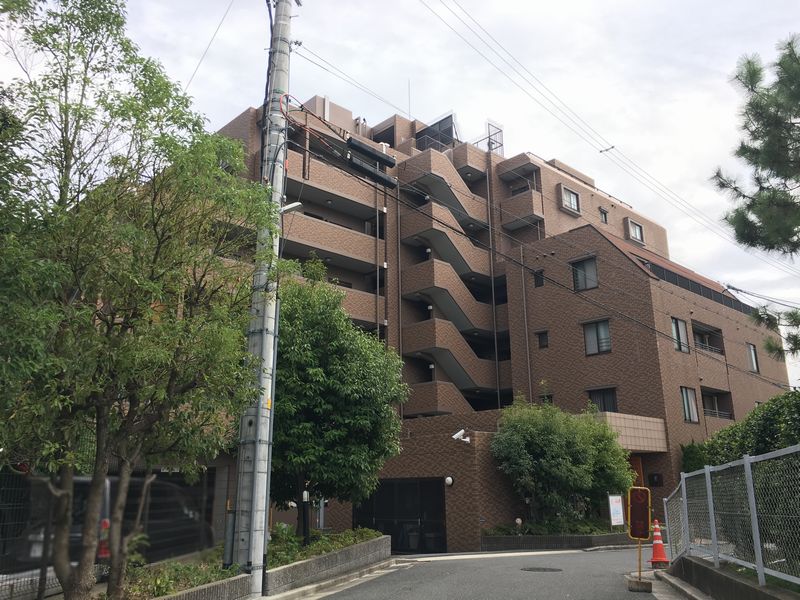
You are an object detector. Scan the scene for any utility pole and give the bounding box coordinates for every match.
[233,0,293,595]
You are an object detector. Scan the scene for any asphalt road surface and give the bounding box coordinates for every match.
[315,548,683,600]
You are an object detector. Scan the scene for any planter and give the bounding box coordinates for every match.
[481,532,635,552]
[157,574,250,600]
[264,534,391,596]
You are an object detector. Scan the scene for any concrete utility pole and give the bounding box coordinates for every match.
[234,0,293,594]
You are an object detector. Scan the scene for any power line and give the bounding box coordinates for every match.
[184,0,236,92]
[289,96,786,342]
[420,0,800,279]
[283,117,789,391]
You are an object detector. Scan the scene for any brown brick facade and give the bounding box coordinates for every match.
[219,95,789,552]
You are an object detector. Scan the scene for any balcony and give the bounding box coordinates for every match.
[340,287,385,325]
[402,259,506,333]
[500,188,544,231]
[703,408,733,420]
[402,318,511,391]
[451,142,486,182]
[404,381,475,417]
[400,202,490,278]
[285,149,381,217]
[282,212,384,268]
[595,412,668,453]
[397,149,488,225]
[496,152,541,183]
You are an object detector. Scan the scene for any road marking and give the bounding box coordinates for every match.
[405,549,583,562]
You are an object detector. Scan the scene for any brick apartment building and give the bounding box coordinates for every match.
[216,95,789,553]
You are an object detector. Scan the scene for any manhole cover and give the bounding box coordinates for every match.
[521,567,562,573]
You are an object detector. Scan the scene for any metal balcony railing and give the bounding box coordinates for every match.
[703,408,733,420]
[695,341,723,354]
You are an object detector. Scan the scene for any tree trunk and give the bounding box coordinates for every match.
[58,408,111,600]
[106,456,132,600]
[51,465,74,593]
[295,473,305,541]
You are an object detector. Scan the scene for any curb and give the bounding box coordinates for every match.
[259,558,396,599]
[583,544,644,552]
[654,569,714,600]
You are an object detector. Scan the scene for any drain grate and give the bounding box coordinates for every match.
[521,567,562,573]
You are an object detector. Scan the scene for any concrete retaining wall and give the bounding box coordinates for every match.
[157,574,250,600]
[265,535,391,596]
[668,556,798,600]
[481,532,635,551]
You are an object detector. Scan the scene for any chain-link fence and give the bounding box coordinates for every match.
[0,470,216,600]
[662,443,800,588]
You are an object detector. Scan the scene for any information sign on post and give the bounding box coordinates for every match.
[627,486,651,540]
[608,494,624,527]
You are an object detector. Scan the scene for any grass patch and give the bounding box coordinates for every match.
[484,517,620,536]
[721,562,800,596]
[267,525,382,568]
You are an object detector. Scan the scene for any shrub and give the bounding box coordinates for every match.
[490,400,634,521]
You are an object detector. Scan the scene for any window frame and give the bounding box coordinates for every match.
[588,387,618,412]
[533,270,545,288]
[747,343,760,373]
[572,257,598,291]
[628,219,645,243]
[671,317,690,353]
[599,207,608,224]
[681,386,699,423]
[536,330,549,349]
[560,184,581,215]
[584,319,611,355]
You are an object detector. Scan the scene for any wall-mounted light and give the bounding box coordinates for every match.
[445,476,454,487]
[428,363,435,370]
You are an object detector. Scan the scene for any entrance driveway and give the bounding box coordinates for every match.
[315,548,683,599]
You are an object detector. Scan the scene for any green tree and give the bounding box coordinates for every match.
[271,262,408,539]
[490,400,634,522]
[714,35,800,357]
[0,2,272,598]
[703,390,800,464]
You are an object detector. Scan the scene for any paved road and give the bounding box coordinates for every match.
[315,548,683,600]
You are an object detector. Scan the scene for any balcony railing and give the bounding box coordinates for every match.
[695,341,723,354]
[703,408,733,420]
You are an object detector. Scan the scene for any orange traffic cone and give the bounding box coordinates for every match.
[649,519,669,569]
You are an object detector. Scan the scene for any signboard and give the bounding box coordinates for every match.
[627,486,651,541]
[608,494,624,526]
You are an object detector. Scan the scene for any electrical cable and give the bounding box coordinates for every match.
[184,0,236,92]
[281,129,789,391]
[421,0,800,279]
[287,105,783,343]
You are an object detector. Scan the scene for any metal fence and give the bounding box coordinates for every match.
[663,443,800,588]
[0,470,216,600]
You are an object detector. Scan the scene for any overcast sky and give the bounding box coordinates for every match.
[4,0,800,384]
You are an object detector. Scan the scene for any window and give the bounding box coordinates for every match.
[589,388,618,412]
[747,343,760,373]
[533,270,545,288]
[629,220,644,243]
[572,257,598,291]
[599,207,608,224]
[671,317,689,353]
[681,387,699,423]
[584,320,611,355]
[537,331,549,349]
[561,186,580,213]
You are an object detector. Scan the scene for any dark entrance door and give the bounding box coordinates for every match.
[354,478,446,553]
